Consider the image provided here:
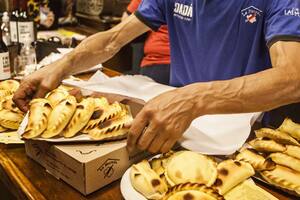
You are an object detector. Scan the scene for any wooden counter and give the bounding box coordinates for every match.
[0,68,296,200]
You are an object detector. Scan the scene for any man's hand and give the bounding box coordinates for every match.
[13,64,65,112]
[127,88,198,154]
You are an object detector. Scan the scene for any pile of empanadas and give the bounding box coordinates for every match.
[235,118,300,196]
[22,88,133,140]
[130,150,276,200]
[0,80,24,132]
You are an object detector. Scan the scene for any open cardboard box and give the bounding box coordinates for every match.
[25,90,148,195]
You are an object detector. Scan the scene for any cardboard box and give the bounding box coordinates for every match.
[25,140,147,195]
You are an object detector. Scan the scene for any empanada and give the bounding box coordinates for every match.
[0,109,24,130]
[164,151,217,187]
[278,118,300,140]
[46,89,69,107]
[0,80,19,93]
[42,95,77,138]
[1,96,23,114]
[0,89,11,102]
[214,159,255,195]
[236,149,275,171]
[162,183,224,200]
[63,97,95,138]
[224,179,278,200]
[284,145,300,160]
[255,128,299,146]
[130,160,168,200]
[249,138,286,153]
[22,99,52,139]
[82,100,121,133]
[260,165,300,195]
[88,105,133,140]
[269,153,300,173]
[150,151,174,176]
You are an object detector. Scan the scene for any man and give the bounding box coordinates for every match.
[13,0,300,154]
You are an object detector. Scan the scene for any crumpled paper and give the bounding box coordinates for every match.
[62,71,262,155]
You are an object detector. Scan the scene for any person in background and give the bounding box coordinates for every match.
[122,0,170,85]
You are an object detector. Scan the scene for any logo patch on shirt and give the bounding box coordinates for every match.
[174,2,193,21]
[241,6,262,24]
[284,8,300,17]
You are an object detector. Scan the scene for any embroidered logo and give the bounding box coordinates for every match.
[284,8,300,17]
[174,2,193,21]
[241,6,262,24]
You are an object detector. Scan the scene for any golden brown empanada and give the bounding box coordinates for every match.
[63,97,95,138]
[284,145,300,160]
[46,88,69,107]
[82,100,121,133]
[164,151,218,187]
[162,183,224,200]
[236,149,275,171]
[269,153,300,173]
[214,159,255,195]
[88,105,133,140]
[22,99,52,139]
[255,128,300,146]
[278,118,300,141]
[249,138,286,153]
[1,95,23,114]
[42,95,77,138]
[0,109,24,130]
[260,165,300,195]
[0,80,19,93]
[130,160,168,199]
[0,89,11,102]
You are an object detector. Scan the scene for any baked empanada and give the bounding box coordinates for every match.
[82,100,121,133]
[0,80,19,93]
[224,179,278,200]
[164,151,217,187]
[249,138,286,153]
[130,160,168,200]
[0,89,11,102]
[0,109,24,130]
[285,145,300,160]
[236,149,275,171]
[260,165,300,195]
[22,99,52,139]
[63,97,95,138]
[214,159,255,195]
[88,104,133,140]
[150,151,174,176]
[278,118,300,141]
[42,95,77,138]
[255,128,299,146]
[46,89,69,107]
[162,183,224,200]
[269,153,300,173]
[1,96,23,114]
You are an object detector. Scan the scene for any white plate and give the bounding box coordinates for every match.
[120,167,147,200]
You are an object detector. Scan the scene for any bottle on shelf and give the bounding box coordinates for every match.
[18,10,36,44]
[1,12,11,46]
[0,30,11,80]
[10,10,19,44]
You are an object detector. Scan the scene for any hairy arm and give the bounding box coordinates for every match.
[128,41,300,154]
[185,41,300,115]
[60,14,150,77]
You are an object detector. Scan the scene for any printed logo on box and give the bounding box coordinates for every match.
[97,158,120,178]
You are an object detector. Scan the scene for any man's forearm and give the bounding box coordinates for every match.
[182,41,300,117]
[52,14,150,78]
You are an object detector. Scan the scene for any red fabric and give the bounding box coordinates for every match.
[127,0,170,67]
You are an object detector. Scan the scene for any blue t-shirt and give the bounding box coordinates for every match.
[136,0,300,87]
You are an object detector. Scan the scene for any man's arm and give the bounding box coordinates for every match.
[13,14,150,111]
[128,41,300,154]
